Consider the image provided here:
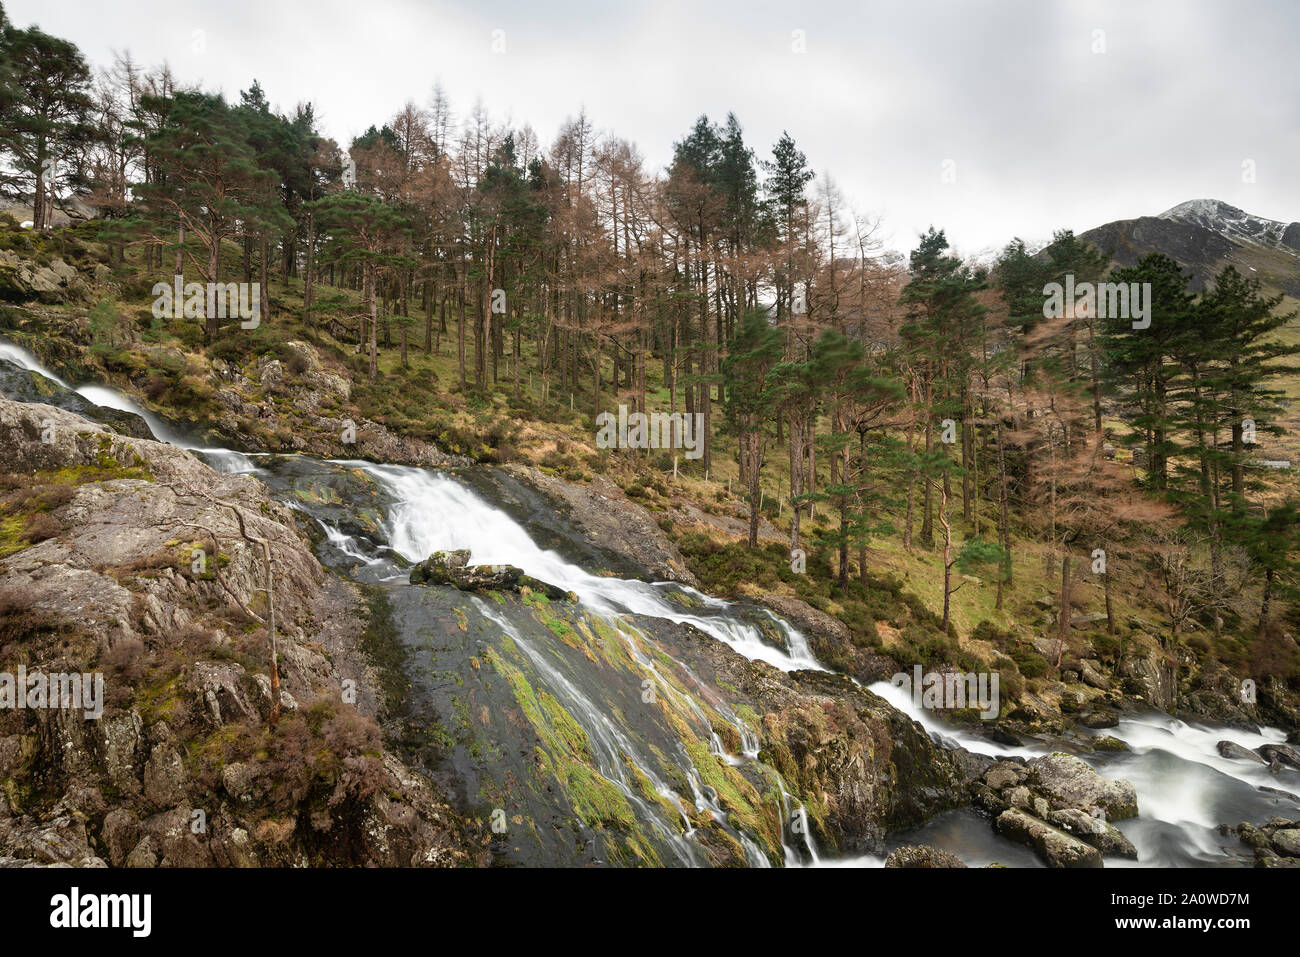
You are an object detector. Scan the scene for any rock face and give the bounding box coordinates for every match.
[410,549,573,601]
[0,359,154,438]
[0,397,484,867]
[756,592,897,685]
[501,463,700,586]
[1119,650,1179,713]
[706,663,971,856]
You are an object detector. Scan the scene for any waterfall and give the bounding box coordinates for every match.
[0,341,72,387]
[1,338,260,474]
[872,679,1300,866]
[4,336,1296,867]
[350,460,823,672]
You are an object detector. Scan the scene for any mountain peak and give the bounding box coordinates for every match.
[1156,198,1289,247]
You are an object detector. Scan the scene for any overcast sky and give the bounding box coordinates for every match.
[11,0,1300,256]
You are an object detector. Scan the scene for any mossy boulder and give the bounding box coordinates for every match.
[410,549,574,601]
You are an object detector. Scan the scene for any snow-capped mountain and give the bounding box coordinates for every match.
[1078,199,1300,294]
[959,237,1049,268]
[1156,199,1300,250]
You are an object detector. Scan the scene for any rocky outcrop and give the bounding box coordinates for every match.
[0,397,484,867]
[198,340,464,466]
[0,251,90,303]
[503,463,699,586]
[1118,648,1179,713]
[666,648,972,855]
[410,549,573,601]
[0,359,153,438]
[974,754,1138,866]
[1233,817,1300,867]
[755,592,897,685]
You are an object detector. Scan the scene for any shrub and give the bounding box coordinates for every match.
[1009,643,1049,678]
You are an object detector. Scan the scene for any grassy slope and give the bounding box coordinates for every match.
[5,217,1298,698]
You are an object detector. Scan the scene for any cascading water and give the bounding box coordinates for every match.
[331,459,826,864]
[3,338,1296,866]
[350,461,822,672]
[0,341,72,387]
[872,679,1300,866]
[1,338,261,474]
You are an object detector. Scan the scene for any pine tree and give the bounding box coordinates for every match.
[722,310,783,547]
[0,20,94,229]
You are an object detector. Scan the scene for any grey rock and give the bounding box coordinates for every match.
[1025,751,1139,820]
[1047,807,1139,859]
[410,549,573,601]
[996,808,1103,867]
[1218,740,1267,764]
[1258,743,1300,769]
[884,844,967,868]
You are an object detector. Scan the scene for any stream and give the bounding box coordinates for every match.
[3,339,1298,867]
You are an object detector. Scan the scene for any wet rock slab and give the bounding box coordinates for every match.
[409,548,574,601]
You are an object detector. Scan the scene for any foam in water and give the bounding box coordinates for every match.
[1,337,262,474]
[0,341,70,387]
[873,677,1300,865]
[351,461,822,672]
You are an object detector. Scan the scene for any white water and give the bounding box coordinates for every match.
[871,679,1300,866]
[1,338,261,473]
[4,338,1295,867]
[0,341,71,387]
[72,384,188,445]
[349,460,822,672]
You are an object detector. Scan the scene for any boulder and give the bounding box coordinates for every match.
[995,808,1102,867]
[1257,743,1300,770]
[984,761,1027,792]
[410,549,573,601]
[884,844,967,868]
[1032,637,1064,661]
[1046,807,1138,859]
[1217,740,1267,764]
[1273,829,1300,857]
[1071,613,1109,630]
[1233,818,1300,865]
[1024,752,1138,820]
[1078,659,1112,690]
[1079,710,1118,729]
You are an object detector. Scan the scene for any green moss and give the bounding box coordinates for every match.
[0,515,25,558]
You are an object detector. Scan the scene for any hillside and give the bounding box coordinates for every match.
[1080,198,1300,296]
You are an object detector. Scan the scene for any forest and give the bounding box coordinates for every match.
[3,1,1299,700]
